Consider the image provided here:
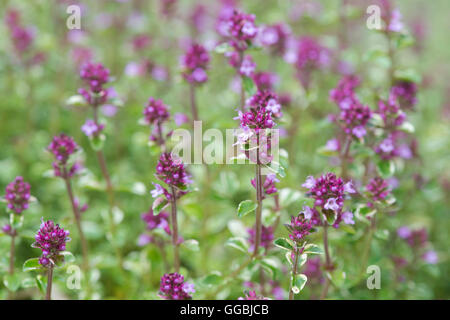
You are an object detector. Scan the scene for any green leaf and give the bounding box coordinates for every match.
[264,161,286,178]
[260,257,281,280]
[152,196,169,214]
[285,251,293,266]
[23,258,43,272]
[328,270,346,287]
[60,251,76,264]
[317,145,339,157]
[89,133,106,151]
[237,200,257,218]
[297,253,308,268]
[181,239,199,252]
[201,271,223,286]
[35,275,46,294]
[291,273,308,294]
[227,220,248,237]
[215,42,232,53]
[225,237,249,254]
[340,224,356,234]
[10,213,24,230]
[377,159,395,178]
[242,76,257,96]
[66,94,86,107]
[21,277,37,288]
[399,121,415,133]
[273,237,294,251]
[303,243,323,255]
[375,229,389,240]
[394,69,422,84]
[112,206,124,225]
[3,273,21,291]
[394,33,415,50]
[278,188,303,208]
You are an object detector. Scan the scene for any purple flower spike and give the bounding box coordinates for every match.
[159,273,193,300]
[81,119,104,137]
[248,224,274,252]
[239,55,256,77]
[33,219,70,267]
[391,80,418,110]
[180,43,210,84]
[285,214,313,243]
[48,134,78,165]
[5,176,31,214]
[155,153,191,189]
[251,173,279,198]
[141,209,171,235]
[80,62,110,93]
[366,177,391,205]
[224,10,258,51]
[143,97,170,125]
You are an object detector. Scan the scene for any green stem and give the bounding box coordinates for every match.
[9,233,16,275]
[289,247,300,300]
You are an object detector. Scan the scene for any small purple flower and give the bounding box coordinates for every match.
[180,43,210,84]
[131,34,151,52]
[5,9,34,56]
[329,75,361,105]
[4,176,31,214]
[325,138,340,152]
[33,219,70,267]
[251,173,279,198]
[48,134,78,165]
[405,228,428,248]
[302,176,316,188]
[137,233,153,246]
[81,119,104,137]
[422,250,438,264]
[252,71,279,91]
[303,257,324,283]
[294,36,329,88]
[236,100,275,131]
[391,80,418,110]
[174,113,189,126]
[397,226,411,239]
[238,290,268,300]
[143,97,170,125]
[239,55,256,77]
[341,211,355,225]
[159,273,193,300]
[141,209,171,235]
[248,224,274,252]
[366,177,391,204]
[335,95,372,139]
[300,206,322,226]
[155,153,191,189]
[285,214,313,243]
[259,23,291,56]
[246,90,282,118]
[303,173,350,212]
[377,93,406,128]
[79,62,110,93]
[224,10,258,51]
[388,9,404,32]
[324,198,339,211]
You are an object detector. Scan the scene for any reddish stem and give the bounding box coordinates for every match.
[170,186,180,273]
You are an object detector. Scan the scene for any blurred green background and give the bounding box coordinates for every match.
[0,0,448,299]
